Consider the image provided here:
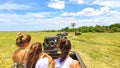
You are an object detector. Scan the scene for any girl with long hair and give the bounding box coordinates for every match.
[26,42,52,68]
[52,38,80,68]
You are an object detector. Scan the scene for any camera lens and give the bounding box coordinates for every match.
[49,41,55,47]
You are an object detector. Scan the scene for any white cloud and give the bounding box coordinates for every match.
[0,10,120,31]
[108,11,120,16]
[69,0,84,4]
[61,7,110,17]
[92,0,120,8]
[99,7,109,14]
[0,13,44,24]
[0,3,31,10]
[61,12,76,16]
[0,12,77,30]
[61,12,69,16]
[72,14,120,27]
[47,0,65,9]
[26,13,44,18]
[60,6,120,27]
[77,8,99,16]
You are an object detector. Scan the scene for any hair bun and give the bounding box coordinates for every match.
[17,32,23,37]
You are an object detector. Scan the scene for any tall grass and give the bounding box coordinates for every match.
[0,32,120,68]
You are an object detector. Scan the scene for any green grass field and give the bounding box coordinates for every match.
[0,32,120,68]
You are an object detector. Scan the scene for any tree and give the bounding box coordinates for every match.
[71,23,76,28]
[59,23,120,33]
[111,27,120,32]
[109,23,120,28]
[95,25,102,32]
[64,27,69,32]
[88,26,95,32]
[71,23,76,32]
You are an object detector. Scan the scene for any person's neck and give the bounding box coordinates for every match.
[66,54,69,58]
[19,46,26,50]
[39,52,45,58]
[65,51,71,58]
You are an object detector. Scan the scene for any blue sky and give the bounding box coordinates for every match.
[0,0,120,31]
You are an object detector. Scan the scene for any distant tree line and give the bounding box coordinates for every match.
[43,23,120,33]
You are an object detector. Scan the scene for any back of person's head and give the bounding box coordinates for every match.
[29,42,42,55]
[58,38,71,63]
[26,42,42,68]
[16,32,31,47]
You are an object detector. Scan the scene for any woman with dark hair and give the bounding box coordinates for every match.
[26,42,52,68]
[12,32,31,67]
[52,38,80,68]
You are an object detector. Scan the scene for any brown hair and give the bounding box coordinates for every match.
[26,42,42,68]
[16,32,31,47]
[58,38,71,63]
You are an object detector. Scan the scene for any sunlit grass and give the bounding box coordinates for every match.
[0,32,120,68]
[70,33,120,68]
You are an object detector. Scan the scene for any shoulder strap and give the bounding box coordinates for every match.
[22,50,27,63]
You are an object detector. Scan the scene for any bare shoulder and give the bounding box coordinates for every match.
[13,49,27,63]
[70,60,81,68]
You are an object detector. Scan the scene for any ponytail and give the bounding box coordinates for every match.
[60,49,69,63]
[58,38,71,63]
[26,42,42,68]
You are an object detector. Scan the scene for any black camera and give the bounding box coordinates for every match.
[43,33,68,51]
[43,36,61,59]
[43,33,68,58]
[43,36,59,51]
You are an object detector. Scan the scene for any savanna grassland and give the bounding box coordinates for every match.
[0,32,120,68]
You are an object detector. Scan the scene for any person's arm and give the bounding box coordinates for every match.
[51,60,55,68]
[44,53,52,64]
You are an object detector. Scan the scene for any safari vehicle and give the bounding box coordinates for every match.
[43,34,86,68]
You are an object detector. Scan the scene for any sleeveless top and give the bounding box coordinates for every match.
[55,57,73,68]
[35,57,49,68]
